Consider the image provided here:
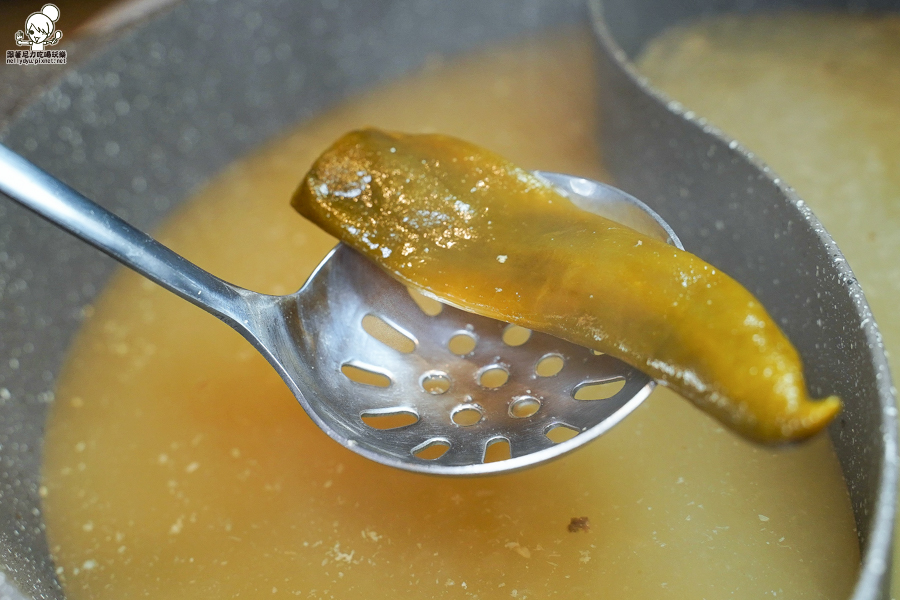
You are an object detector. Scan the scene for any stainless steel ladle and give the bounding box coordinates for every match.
[0,144,681,476]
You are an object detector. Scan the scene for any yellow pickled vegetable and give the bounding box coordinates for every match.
[291,129,841,443]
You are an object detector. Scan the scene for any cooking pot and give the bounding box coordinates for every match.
[0,0,895,598]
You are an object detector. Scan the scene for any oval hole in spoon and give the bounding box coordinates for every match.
[407,287,443,316]
[448,331,477,355]
[478,365,509,389]
[573,379,626,401]
[483,438,511,463]
[535,354,565,377]
[509,395,541,418]
[502,324,531,347]
[420,371,451,394]
[341,362,392,388]
[451,404,483,426]
[545,424,580,444]
[361,314,416,354]
[412,438,451,460]
[361,408,419,430]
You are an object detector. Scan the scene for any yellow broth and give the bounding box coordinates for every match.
[42,29,859,599]
[636,12,900,594]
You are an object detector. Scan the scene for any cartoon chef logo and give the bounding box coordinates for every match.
[6,4,66,65]
[16,4,63,51]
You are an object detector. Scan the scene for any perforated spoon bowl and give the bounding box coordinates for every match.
[0,145,682,475]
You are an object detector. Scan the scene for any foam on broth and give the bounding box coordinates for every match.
[42,29,859,599]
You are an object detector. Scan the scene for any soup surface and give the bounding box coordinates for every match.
[637,12,900,595]
[43,28,860,600]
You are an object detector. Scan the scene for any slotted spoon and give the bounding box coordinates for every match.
[0,144,681,476]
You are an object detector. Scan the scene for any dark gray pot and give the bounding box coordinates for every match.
[0,0,894,598]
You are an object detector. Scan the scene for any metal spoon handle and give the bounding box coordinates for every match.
[0,144,249,326]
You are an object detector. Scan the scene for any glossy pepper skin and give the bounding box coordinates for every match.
[291,129,841,444]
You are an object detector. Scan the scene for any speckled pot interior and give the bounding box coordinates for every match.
[0,0,895,598]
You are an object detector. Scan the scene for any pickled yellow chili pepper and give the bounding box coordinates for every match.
[291,129,841,443]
